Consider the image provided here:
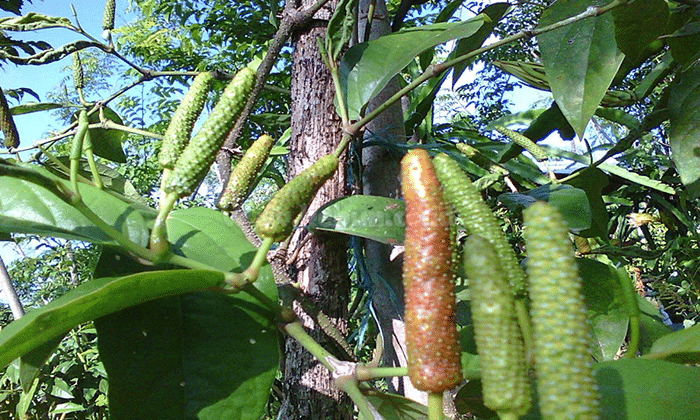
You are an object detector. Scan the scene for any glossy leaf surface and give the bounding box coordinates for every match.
[538,0,624,138]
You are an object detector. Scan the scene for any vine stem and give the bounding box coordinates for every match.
[243,236,274,283]
[282,320,378,419]
[150,192,178,261]
[514,299,534,363]
[355,365,407,381]
[428,392,443,420]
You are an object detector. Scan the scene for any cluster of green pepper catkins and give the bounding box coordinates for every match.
[163,66,255,197]
[401,149,463,393]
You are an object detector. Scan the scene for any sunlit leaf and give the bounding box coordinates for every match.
[538,0,624,138]
[308,196,405,245]
[340,16,487,119]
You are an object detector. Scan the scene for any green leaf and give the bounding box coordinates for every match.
[19,336,63,391]
[0,270,228,370]
[360,391,427,420]
[578,259,629,361]
[16,377,39,418]
[94,211,279,420]
[669,62,700,198]
[565,167,609,237]
[666,14,700,66]
[612,0,669,62]
[0,162,150,245]
[0,0,22,15]
[72,107,126,163]
[308,196,406,245]
[340,16,486,120]
[9,101,65,115]
[498,184,592,232]
[167,208,270,283]
[96,292,279,420]
[50,377,75,399]
[51,402,85,414]
[646,323,700,363]
[544,146,676,195]
[537,0,624,138]
[454,379,497,419]
[637,294,674,354]
[44,156,145,201]
[486,108,547,130]
[269,145,289,156]
[596,359,700,420]
[326,0,357,62]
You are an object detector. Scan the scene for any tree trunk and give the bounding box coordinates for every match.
[277,1,352,418]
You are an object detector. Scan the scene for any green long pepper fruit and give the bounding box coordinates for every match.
[159,71,214,170]
[495,126,548,162]
[463,235,531,416]
[102,0,116,30]
[432,153,527,297]
[524,202,599,420]
[164,66,255,197]
[0,87,19,149]
[255,154,339,242]
[217,134,275,210]
[72,52,85,90]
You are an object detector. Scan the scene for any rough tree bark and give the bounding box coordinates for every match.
[277,1,353,418]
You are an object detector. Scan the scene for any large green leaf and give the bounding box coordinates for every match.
[498,184,592,232]
[95,209,279,420]
[307,196,405,245]
[0,162,150,245]
[578,259,629,361]
[537,0,624,138]
[612,0,669,62]
[596,359,700,420]
[668,62,700,198]
[340,16,487,120]
[450,3,511,88]
[646,323,700,363]
[0,270,228,370]
[96,292,279,420]
[666,12,700,66]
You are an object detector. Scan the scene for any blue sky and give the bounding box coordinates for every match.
[1,0,133,263]
[1,0,132,143]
